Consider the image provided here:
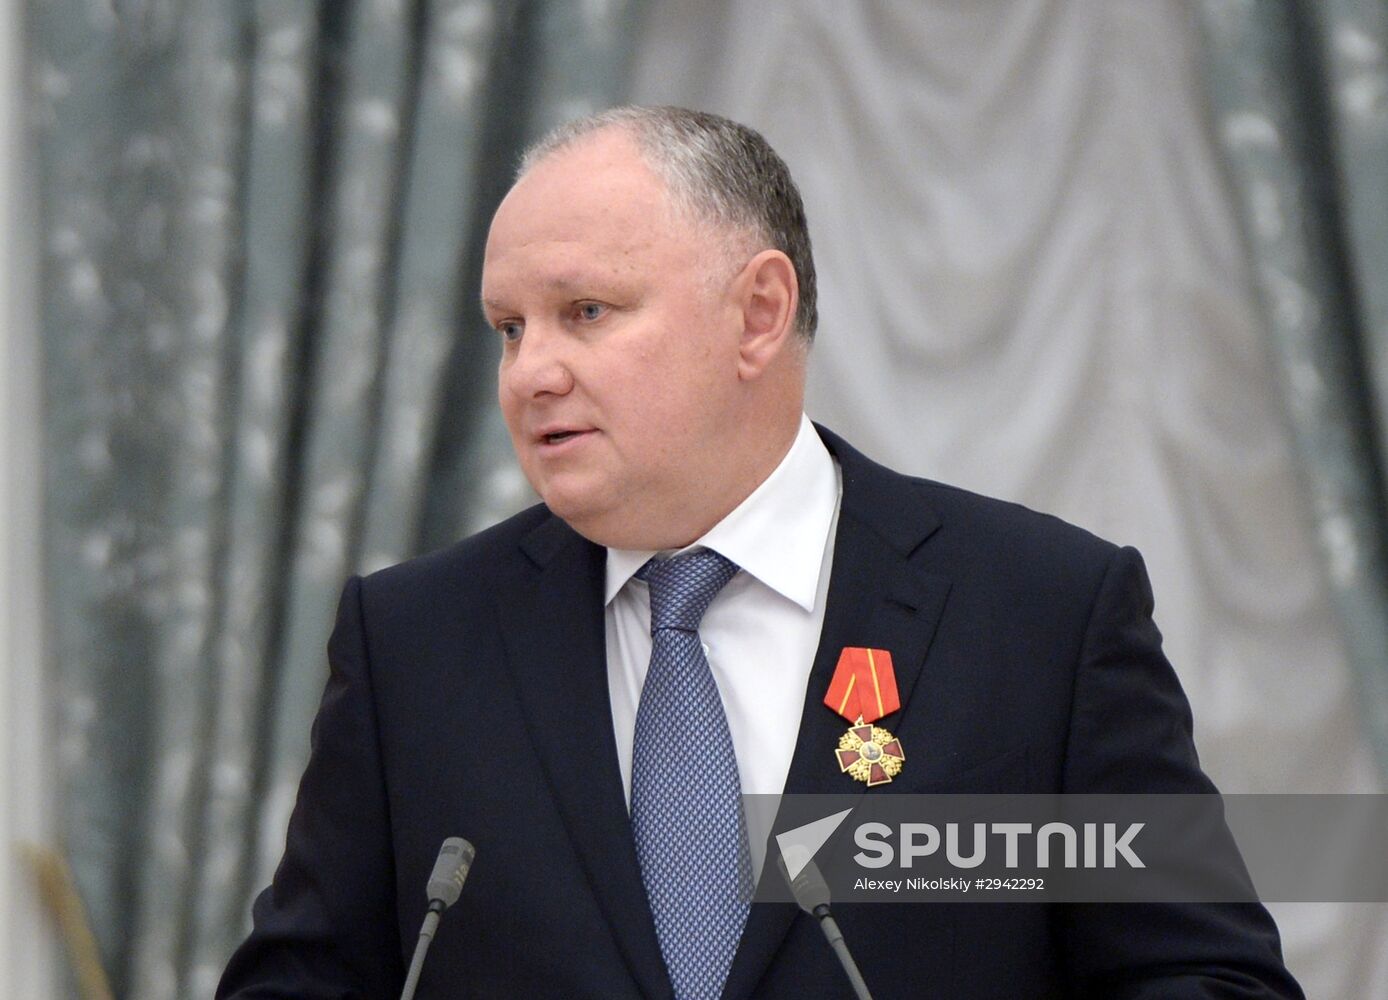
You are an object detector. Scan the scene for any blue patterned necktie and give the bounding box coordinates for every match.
[631,550,752,1000]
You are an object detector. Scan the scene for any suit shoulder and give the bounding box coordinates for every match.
[357,502,554,602]
[918,477,1114,547]
[895,476,1146,647]
[909,476,1121,577]
[821,425,1120,573]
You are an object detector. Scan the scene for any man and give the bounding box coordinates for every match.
[219,107,1302,998]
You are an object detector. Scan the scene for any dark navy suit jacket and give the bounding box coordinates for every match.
[218,428,1302,998]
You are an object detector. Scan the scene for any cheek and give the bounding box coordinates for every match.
[497,379,535,461]
[496,377,519,432]
[619,378,724,458]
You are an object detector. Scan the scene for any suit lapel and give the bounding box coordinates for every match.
[495,432,952,1000]
[722,429,953,1000]
[498,516,673,1000]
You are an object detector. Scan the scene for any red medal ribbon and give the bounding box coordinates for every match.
[823,646,900,725]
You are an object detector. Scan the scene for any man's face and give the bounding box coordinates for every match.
[482,129,751,548]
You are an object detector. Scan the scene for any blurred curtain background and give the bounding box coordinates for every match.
[16,0,1388,998]
[25,1,640,996]
[1199,0,1388,796]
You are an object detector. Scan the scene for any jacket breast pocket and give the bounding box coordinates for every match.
[888,744,1034,795]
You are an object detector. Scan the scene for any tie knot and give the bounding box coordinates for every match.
[637,550,739,633]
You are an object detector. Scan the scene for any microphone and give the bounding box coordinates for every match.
[778,850,874,1000]
[400,837,476,1000]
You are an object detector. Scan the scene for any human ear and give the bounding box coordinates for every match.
[736,249,798,380]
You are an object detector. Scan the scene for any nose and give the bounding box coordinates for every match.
[500,324,574,401]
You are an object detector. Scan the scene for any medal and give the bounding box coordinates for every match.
[824,647,905,786]
[837,722,905,786]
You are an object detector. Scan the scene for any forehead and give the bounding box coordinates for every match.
[482,130,747,302]
[487,133,669,256]
[483,127,755,316]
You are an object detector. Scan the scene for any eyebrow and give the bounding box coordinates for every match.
[480,272,618,313]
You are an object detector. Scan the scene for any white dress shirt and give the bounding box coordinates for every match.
[605,414,842,814]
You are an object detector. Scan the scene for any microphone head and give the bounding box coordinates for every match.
[778,851,833,914]
[426,837,476,909]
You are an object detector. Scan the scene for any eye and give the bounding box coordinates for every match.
[496,320,523,343]
[575,301,606,322]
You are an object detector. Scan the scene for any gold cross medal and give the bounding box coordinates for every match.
[824,646,905,787]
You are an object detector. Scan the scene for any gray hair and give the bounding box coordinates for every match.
[518,106,819,341]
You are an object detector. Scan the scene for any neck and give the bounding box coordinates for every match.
[654,409,804,550]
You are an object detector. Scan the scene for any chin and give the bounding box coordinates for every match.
[572,513,704,552]
[536,487,610,540]
[541,497,652,549]
[535,482,695,550]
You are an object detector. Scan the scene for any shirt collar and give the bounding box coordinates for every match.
[604,414,839,611]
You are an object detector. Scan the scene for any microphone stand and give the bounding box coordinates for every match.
[779,853,875,1000]
[399,837,475,1000]
[810,902,873,1000]
[400,901,445,1000]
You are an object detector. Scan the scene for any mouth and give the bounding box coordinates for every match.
[535,427,596,449]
